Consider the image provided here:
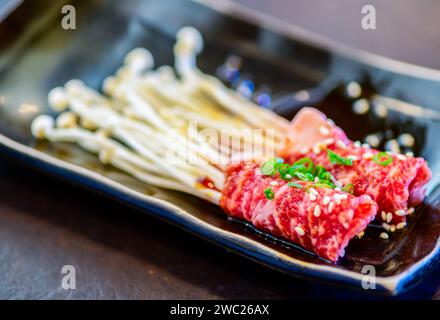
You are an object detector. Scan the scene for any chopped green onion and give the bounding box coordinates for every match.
[264,187,275,200]
[327,150,353,166]
[261,155,346,190]
[314,165,326,177]
[260,158,278,176]
[314,183,334,189]
[278,163,292,180]
[372,152,393,166]
[293,171,314,182]
[305,172,315,181]
[292,171,307,181]
[320,172,332,181]
[342,183,354,194]
[291,164,308,174]
[292,157,314,173]
[261,157,285,176]
[288,182,303,188]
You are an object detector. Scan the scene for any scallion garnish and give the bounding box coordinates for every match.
[260,155,346,196]
[314,183,334,189]
[261,158,280,176]
[293,171,314,182]
[264,187,275,200]
[287,182,303,188]
[372,152,393,166]
[342,183,354,194]
[278,163,292,180]
[292,157,314,172]
[315,165,326,177]
[315,165,332,181]
[327,150,353,166]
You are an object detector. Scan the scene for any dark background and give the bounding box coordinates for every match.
[235,0,440,70]
[0,0,439,299]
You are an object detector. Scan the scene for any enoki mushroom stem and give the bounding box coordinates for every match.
[32,27,290,204]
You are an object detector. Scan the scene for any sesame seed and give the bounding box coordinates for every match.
[327,119,335,126]
[380,232,389,240]
[381,211,386,221]
[354,141,361,148]
[334,187,341,192]
[334,193,348,205]
[336,140,347,149]
[397,133,415,148]
[313,205,321,217]
[346,81,362,98]
[395,210,406,216]
[328,201,334,213]
[309,194,317,201]
[322,196,331,205]
[407,207,415,214]
[397,154,406,161]
[348,155,358,161]
[313,145,321,154]
[314,177,319,183]
[285,174,292,179]
[364,134,381,148]
[323,138,334,146]
[390,225,396,232]
[396,222,406,230]
[352,99,369,114]
[295,226,305,236]
[319,126,330,136]
[374,103,388,118]
[362,152,374,160]
[386,212,393,223]
[309,188,318,195]
[382,223,391,231]
[270,181,278,186]
[385,139,401,154]
[405,151,414,157]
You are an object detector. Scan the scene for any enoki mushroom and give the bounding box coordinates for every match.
[31,27,290,204]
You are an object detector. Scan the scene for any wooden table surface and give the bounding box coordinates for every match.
[0,0,439,299]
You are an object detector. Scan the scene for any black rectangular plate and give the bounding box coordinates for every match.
[0,0,439,295]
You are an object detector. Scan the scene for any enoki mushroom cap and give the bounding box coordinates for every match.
[102,76,118,95]
[56,111,78,128]
[48,87,68,112]
[98,147,115,164]
[31,114,54,139]
[124,48,154,72]
[156,65,176,82]
[109,81,132,100]
[176,26,204,54]
[115,66,134,80]
[80,117,98,130]
[65,79,85,96]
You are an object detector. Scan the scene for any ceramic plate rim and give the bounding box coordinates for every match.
[1,132,439,295]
